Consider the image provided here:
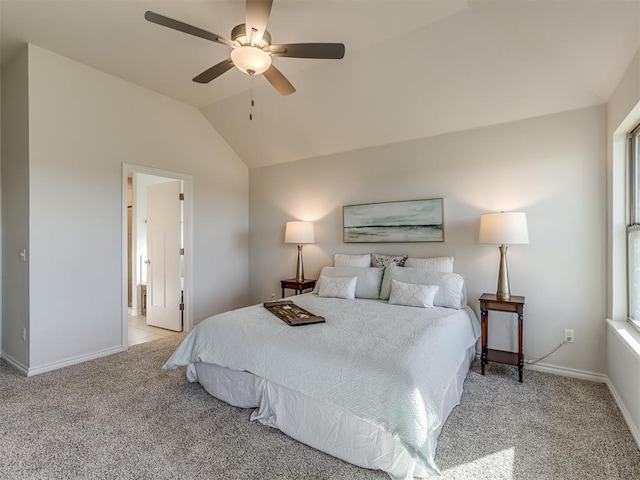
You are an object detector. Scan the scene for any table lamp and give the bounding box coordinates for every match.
[285,221,315,282]
[479,212,529,300]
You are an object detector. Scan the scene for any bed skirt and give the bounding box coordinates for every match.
[187,345,475,480]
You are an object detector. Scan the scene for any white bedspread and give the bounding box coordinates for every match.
[164,295,479,474]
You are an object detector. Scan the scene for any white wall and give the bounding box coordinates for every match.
[10,44,248,373]
[0,73,2,355]
[1,46,30,369]
[0,0,3,360]
[250,105,607,376]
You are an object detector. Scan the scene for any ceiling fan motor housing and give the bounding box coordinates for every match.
[231,24,271,47]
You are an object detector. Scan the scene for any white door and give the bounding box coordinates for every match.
[146,180,182,331]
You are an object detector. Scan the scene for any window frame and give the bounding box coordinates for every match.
[627,122,640,332]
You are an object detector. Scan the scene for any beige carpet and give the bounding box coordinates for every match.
[1,334,639,479]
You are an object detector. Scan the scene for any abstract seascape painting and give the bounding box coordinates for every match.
[343,198,444,243]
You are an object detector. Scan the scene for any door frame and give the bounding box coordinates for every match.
[121,163,194,348]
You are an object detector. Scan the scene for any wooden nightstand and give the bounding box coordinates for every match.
[479,293,526,383]
[281,278,316,298]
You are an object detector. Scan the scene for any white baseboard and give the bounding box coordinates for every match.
[473,352,606,383]
[607,377,640,449]
[524,361,607,383]
[26,345,126,376]
[1,352,29,376]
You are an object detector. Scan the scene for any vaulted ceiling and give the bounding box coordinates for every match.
[2,0,639,168]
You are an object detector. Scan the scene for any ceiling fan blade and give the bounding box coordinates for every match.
[245,0,273,41]
[269,43,345,59]
[263,65,296,96]
[192,59,235,83]
[145,11,233,48]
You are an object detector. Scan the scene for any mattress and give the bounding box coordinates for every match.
[164,295,480,479]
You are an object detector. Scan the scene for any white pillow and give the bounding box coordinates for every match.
[317,275,357,299]
[380,265,466,309]
[333,253,372,267]
[388,279,439,308]
[404,256,454,273]
[313,266,384,299]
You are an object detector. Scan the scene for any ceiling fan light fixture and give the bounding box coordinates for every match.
[231,45,272,75]
[145,3,344,95]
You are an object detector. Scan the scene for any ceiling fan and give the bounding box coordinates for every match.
[145,0,345,96]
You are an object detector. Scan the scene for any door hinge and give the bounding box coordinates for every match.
[179,248,184,255]
[179,193,185,201]
[179,303,185,311]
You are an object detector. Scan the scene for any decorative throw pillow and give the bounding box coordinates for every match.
[313,266,384,299]
[371,253,408,268]
[404,256,454,273]
[317,275,357,299]
[379,265,466,309]
[333,253,372,267]
[388,279,439,308]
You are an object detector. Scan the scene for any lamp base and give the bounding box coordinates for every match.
[295,244,305,282]
[496,244,511,300]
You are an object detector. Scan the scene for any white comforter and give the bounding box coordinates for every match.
[164,295,479,474]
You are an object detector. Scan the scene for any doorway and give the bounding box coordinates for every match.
[122,164,193,348]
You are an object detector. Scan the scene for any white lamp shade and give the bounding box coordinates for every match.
[479,212,529,245]
[285,221,315,244]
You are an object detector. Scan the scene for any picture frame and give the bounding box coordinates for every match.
[343,198,444,243]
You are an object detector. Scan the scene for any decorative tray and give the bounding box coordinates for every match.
[263,300,325,326]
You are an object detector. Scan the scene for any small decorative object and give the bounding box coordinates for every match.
[479,212,529,300]
[263,300,325,326]
[343,198,444,243]
[285,221,315,281]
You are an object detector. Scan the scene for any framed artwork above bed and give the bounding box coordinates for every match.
[343,198,444,243]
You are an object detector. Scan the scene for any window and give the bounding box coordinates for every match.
[628,122,640,331]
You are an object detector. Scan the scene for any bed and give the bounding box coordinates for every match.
[164,263,480,479]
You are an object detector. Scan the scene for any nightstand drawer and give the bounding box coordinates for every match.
[481,300,520,313]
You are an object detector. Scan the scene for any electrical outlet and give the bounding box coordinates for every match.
[270,293,276,301]
[22,328,27,342]
[564,329,574,343]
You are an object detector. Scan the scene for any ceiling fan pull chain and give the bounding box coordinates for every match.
[249,73,255,121]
